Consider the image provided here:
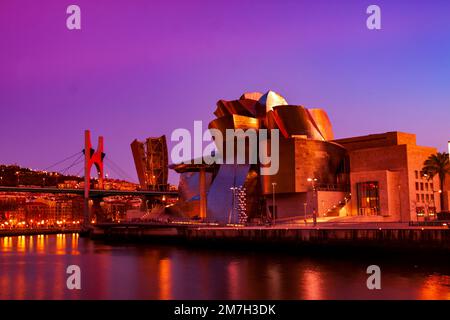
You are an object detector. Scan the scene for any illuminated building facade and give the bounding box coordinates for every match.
[169,91,446,224]
[335,132,441,221]
[131,136,169,191]
[170,90,349,223]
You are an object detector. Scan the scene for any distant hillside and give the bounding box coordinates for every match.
[0,165,82,187]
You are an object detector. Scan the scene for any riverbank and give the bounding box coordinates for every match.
[0,228,82,237]
[89,222,450,253]
[2,233,449,299]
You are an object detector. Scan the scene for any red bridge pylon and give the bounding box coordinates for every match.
[83,130,105,226]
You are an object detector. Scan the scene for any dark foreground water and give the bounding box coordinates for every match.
[0,234,449,300]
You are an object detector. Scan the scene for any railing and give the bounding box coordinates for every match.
[321,194,351,217]
[409,221,449,227]
[0,226,82,236]
[315,183,349,192]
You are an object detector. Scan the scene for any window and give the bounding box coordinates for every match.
[415,182,419,190]
[420,183,424,191]
[416,206,425,217]
[356,181,380,216]
[425,183,429,191]
[415,171,419,179]
[421,194,425,201]
[430,183,434,190]
[416,194,420,202]
[431,194,434,201]
[426,194,429,202]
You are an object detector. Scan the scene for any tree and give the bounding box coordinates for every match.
[422,152,450,212]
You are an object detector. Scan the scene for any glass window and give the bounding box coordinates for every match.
[416,206,425,217]
[421,194,425,201]
[415,182,419,190]
[416,194,420,202]
[430,183,434,190]
[426,194,429,202]
[415,171,418,179]
[356,181,380,216]
[420,183,424,191]
[425,183,429,191]
[431,194,434,201]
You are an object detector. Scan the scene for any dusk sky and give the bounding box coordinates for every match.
[1,0,449,184]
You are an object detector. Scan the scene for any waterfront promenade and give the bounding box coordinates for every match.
[89,220,450,252]
[0,227,82,237]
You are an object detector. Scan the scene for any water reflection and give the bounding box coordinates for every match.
[17,236,26,253]
[0,234,449,299]
[158,258,172,300]
[227,261,240,299]
[2,236,12,251]
[36,234,45,253]
[420,274,450,300]
[267,264,282,299]
[302,270,324,300]
[71,233,79,255]
[56,234,66,255]
[28,236,34,253]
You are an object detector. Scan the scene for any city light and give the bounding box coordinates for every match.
[0,1,449,304]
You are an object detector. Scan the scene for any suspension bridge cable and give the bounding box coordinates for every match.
[104,157,130,177]
[43,151,82,171]
[61,153,83,173]
[104,157,134,181]
[74,166,84,177]
[66,161,84,177]
[61,154,84,176]
[103,161,129,181]
[104,159,135,182]
[64,159,84,176]
[103,163,125,180]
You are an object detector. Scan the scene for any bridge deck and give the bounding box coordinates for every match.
[0,186,178,197]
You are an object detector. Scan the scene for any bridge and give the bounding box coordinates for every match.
[0,186,177,198]
[0,130,176,229]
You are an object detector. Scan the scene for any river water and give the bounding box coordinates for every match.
[0,234,449,300]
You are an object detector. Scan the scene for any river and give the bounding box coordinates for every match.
[0,234,449,299]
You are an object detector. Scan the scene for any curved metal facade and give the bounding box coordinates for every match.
[172,90,348,223]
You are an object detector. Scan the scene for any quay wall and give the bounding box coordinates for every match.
[181,228,450,250]
[91,224,450,251]
[0,228,82,237]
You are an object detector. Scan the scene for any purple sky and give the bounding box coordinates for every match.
[1,0,449,184]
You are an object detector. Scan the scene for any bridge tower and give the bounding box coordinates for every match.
[131,136,168,191]
[83,130,105,227]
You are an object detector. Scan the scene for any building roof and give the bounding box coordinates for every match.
[334,131,417,151]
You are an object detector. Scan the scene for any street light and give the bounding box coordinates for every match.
[432,189,442,213]
[307,178,318,226]
[303,202,307,225]
[344,197,349,216]
[272,182,277,224]
[15,171,20,186]
[229,186,237,224]
[321,200,326,217]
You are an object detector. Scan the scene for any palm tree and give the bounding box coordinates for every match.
[422,152,450,212]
